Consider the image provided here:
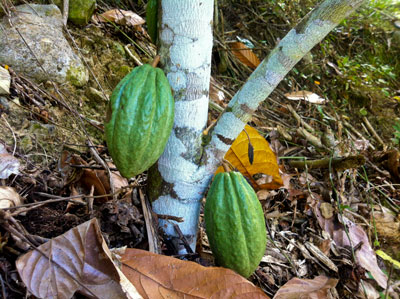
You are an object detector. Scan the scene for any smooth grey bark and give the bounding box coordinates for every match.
[150,0,214,252]
[151,0,366,253]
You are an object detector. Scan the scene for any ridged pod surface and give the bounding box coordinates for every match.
[204,172,267,278]
[105,64,174,178]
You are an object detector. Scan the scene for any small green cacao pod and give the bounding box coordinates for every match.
[105,64,174,178]
[204,172,267,278]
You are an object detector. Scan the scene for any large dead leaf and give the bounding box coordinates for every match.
[309,195,388,289]
[230,42,261,69]
[94,9,145,27]
[121,248,269,299]
[333,218,388,289]
[216,125,283,190]
[16,218,141,299]
[274,276,338,299]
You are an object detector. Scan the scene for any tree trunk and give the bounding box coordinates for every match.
[150,0,366,253]
[148,0,214,253]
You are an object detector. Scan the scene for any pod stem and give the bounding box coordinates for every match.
[151,55,161,67]
[222,159,234,172]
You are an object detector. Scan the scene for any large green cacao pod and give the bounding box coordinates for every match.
[105,64,174,178]
[204,172,267,278]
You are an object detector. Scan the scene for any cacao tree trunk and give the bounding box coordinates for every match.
[148,0,214,253]
[149,0,366,253]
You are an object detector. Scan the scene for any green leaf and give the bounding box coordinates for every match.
[376,250,400,269]
[338,204,354,212]
[359,107,368,116]
[146,0,158,44]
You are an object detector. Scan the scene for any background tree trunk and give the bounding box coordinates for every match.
[150,0,366,253]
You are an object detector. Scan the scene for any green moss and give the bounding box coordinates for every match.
[44,5,61,17]
[112,42,126,57]
[68,0,96,26]
[107,63,133,87]
[117,65,132,78]
[66,65,88,87]
[147,165,163,202]
[20,136,33,152]
[393,31,400,47]
[201,133,211,148]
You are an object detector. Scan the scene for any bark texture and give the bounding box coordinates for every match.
[150,0,214,252]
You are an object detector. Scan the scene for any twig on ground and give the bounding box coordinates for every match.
[157,214,184,222]
[296,127,325,149]
[124,45,143,66]
[287,104,316,134]
[138,188,161,254]
[172,222,193,254]
[362,116,386,149]
[0,272,6,299]
[1,192,129,217]
[86,140,116,202]
[342,119,376,150]
[288,155,366,170]
[70,164,118,171]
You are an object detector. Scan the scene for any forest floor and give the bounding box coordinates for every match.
[0,0,400,298]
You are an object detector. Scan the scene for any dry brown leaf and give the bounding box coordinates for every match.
[216,125,283,190]
[387,149,400,182]
[318,239,331,256]
[357,280,380,299]
[0,186,22,209]
[353,139,370,151]
[80,169,109,201]
[274,276,338,299]
[230,42,261,69]
[98,162,129,193]
[121,248,269,299]
[257,189,275,201]
[94,9,145,27]
[16,218,141,299]
[65,185,86,212]
[59,151,110,202]
[326,61,343,76]
[284,91,326,104]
